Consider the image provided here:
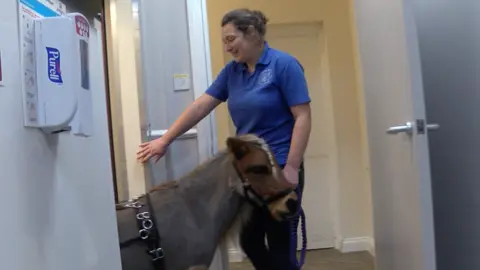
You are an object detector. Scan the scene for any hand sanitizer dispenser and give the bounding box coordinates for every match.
[33,13,93,137]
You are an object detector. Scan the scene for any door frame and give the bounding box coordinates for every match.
[104,0,227,267]
[99,1,119,203]
[103,0,219,200]
[186,0,218,162]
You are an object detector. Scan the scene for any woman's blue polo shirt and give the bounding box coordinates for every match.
[206,42,311,166]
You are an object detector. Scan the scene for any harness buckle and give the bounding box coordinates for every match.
[125,201,142,209]
[149,248,165,261]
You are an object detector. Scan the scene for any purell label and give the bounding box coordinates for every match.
[46,47,63,84]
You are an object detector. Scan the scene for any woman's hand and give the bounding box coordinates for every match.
[135,94,221,164]
[136,138,170,163]
[282,164,299,187]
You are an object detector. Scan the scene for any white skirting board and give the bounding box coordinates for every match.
[228,237,375,263]
[340,237,375,256]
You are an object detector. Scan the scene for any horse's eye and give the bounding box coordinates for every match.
[244,165,270,175]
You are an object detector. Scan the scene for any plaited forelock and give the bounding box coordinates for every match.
[239,134,278,177]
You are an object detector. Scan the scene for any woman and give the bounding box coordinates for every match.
[137,8,311,270]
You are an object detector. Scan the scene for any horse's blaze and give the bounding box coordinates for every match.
[268,191,299,221]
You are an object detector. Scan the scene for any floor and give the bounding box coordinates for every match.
[229,249,375,270]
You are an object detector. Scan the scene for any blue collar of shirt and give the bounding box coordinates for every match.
[257,41,272,65]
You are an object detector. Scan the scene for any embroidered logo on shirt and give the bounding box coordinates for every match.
[257,68,273,86]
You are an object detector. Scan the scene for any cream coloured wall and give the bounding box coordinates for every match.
[206,0,373,245]
[105,0,148,201]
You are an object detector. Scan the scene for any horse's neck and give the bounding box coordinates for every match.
[173,151,242,217]
[148,150,242,222]
[144,151,244,268]
[179,150,233,190]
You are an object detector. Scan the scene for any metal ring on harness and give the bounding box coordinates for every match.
[150,248,165,261]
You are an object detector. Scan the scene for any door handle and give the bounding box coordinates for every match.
[386,121,440,135]
[387,122,413,135]
[426,123,440,131]
[148,128,198,140]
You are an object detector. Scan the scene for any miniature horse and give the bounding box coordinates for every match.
[116,134,300,270]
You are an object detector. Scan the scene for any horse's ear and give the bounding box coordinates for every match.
[226,136,250,160]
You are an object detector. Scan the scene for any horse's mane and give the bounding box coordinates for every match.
[148,149,230,193]
[149,180,179,192]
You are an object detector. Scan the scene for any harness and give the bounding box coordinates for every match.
[118,194,166,270]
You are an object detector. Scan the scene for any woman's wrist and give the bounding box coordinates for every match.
[158,135,173,147]
[285,161,301,171]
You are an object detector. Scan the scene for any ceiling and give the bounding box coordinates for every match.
[62,0,103,20]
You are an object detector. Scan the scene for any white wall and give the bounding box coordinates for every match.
[0,1,121,269]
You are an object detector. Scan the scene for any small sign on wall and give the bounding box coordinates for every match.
[173,73,190,91]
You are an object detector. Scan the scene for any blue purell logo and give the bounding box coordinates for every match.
[46,47,63,84]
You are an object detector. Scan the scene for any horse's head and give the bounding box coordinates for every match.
[226,134,300,221]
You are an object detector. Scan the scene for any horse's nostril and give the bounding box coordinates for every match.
[286,198,298,214]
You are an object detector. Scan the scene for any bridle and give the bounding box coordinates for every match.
[235,164,296,214]
[117,193,166,270]
[231,144,299,219]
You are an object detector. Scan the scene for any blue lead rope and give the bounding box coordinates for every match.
[290,188,307,269]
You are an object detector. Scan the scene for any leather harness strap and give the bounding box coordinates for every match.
[118,194,166,270]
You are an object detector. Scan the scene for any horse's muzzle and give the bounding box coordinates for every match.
[268,191,300,221]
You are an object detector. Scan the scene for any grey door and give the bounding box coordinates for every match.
[353,0,437,269]
[412,1,480,269]
[134,0,200,187]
